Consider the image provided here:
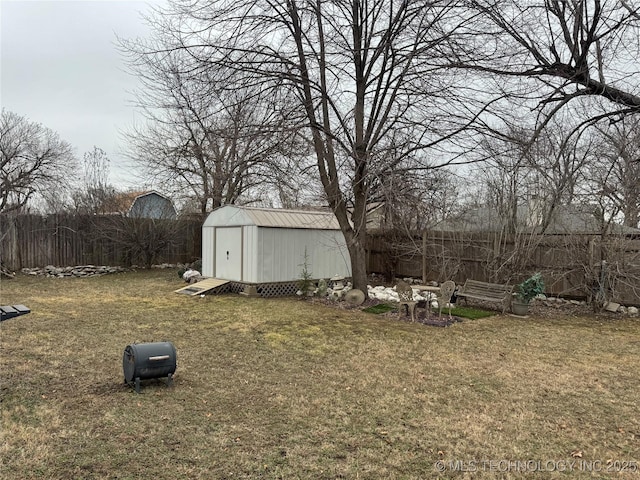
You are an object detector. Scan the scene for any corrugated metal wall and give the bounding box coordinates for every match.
[201,226,215,277]
[243,225,258,282]
[257,228,351,283]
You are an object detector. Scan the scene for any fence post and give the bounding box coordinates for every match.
[422,230,427,284]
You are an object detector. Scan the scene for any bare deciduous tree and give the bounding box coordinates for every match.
[94,215,182,268]
[120,35,306,218]
[464,0,640,136]
[0,109,76,214]
[476,113,591,235]
[72,147,118,215]
[588,116,640,228]
[129,1,489,293]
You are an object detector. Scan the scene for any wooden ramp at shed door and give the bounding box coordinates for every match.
[174,278,230,296]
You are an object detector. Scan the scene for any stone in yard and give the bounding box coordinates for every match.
[316,279,328,296]
[604,301,621,313]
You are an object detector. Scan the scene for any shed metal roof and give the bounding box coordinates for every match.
[204,205,342,230]
[241,206,341,230]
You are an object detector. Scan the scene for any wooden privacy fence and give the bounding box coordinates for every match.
[5,215,640,305]
[367,230,640,305]
[0,214,202,270]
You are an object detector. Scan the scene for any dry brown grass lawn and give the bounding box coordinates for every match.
[1,270,639,479]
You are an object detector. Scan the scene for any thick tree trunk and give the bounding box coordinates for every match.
[344,230,369,294]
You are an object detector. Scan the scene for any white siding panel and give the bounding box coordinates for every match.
[202,227,215,277]
[320,231,352,277]
[257,228,351,282]
[243,225,259,283]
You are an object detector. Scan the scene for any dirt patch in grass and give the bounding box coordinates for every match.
[1,270,639,479]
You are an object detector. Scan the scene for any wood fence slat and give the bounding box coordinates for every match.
[367,230,640,305]
[1,214,202,270]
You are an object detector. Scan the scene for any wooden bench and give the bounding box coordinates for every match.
[456,280,513,313]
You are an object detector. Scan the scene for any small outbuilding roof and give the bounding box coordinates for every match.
[204,205,341,230]
[99,190,175,216]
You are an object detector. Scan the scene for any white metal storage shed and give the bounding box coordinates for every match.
[202,205,351,284]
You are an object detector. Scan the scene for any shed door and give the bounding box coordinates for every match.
[215,227,242,281]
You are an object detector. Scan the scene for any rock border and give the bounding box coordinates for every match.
[21,265,129,278]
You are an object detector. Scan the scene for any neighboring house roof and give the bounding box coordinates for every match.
[432,204,640,235]
[431,206,504,232]
[204,205,341,230]
[541,208,640,235]
[345,202,389,230]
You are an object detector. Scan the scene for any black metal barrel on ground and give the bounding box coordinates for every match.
[123,342,176,393]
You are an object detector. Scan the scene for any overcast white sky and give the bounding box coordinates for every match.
[1,0,162,187]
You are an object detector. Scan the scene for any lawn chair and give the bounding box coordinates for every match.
[397,280,417,322]
[437,281,456,319]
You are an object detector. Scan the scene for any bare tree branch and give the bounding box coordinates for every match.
[122,1,491,293]
[0,109,76,214]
